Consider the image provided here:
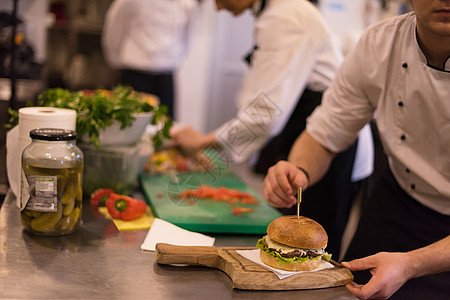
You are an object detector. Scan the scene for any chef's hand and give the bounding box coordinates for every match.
[263,161,308,208]
[171,126,215,156]
[342,252,411,300]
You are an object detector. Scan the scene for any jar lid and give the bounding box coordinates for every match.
[30,128,77,141]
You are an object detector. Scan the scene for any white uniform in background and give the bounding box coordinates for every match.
[102,0,198,73]
[214,0,373,182]
[102,0,199,116]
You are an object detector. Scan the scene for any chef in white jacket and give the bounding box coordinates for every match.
[102,0,199,117]
[172,0,374,259]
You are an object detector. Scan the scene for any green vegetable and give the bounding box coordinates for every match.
[4,107,19,131]
[256,237,331,264]
[63,197,75,216]
[322,253,332,261]
[6,85,172,149]
[23,209,42,218]
[56,207,81,232]
[20,213,32,226]
[61,178,76,205]
[30,202,63,233]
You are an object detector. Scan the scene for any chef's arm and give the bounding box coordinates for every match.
[407,235,450,278]
[287,130,336,187]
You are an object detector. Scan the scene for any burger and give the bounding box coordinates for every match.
[256,215,332,271]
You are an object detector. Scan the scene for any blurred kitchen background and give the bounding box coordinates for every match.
[0,0,411,198]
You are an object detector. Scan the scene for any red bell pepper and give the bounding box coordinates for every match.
[106,193,147,221]
[90,188,114,207]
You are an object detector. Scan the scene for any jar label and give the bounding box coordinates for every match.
[21,173,58,212]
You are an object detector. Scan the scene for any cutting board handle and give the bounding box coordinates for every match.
[155,243,220,268]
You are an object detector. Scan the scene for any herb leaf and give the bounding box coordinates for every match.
[6,85,172,149]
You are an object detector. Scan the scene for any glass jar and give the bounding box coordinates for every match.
[20,128,84,236]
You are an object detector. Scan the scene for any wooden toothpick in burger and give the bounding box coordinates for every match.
[297,187,302,219]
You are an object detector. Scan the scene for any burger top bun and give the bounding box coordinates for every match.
[267,215,328,249]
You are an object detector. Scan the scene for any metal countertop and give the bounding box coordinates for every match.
[0,165,356,299]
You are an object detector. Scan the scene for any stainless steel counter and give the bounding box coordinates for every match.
[0,165,357,299]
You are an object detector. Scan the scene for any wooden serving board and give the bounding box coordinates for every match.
[155,243,353,290]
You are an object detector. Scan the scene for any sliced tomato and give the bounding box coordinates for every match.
[232,207,254,216]
[197,185,217,198]
[178,185,259,206]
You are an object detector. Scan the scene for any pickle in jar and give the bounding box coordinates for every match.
[56,207,81,233]
[22,164,83,235]
[61,173,78,204]
[30,201,63,233]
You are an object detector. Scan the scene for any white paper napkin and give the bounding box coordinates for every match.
[236,249,334,279]
[140,218,215,251]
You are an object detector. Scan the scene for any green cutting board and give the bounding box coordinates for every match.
[139,170,282,234]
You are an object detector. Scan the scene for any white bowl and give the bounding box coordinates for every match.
[82,112,153,146]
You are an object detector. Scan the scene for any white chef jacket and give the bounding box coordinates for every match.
[102,0,198,73]
[307,12,450,214]
[215,0,343,162]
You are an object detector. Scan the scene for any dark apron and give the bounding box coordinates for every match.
[253,88,359,259]
[344,167,450,299]
[120,69,174,117]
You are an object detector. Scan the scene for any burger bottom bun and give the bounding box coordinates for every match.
[259,250,321,272]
